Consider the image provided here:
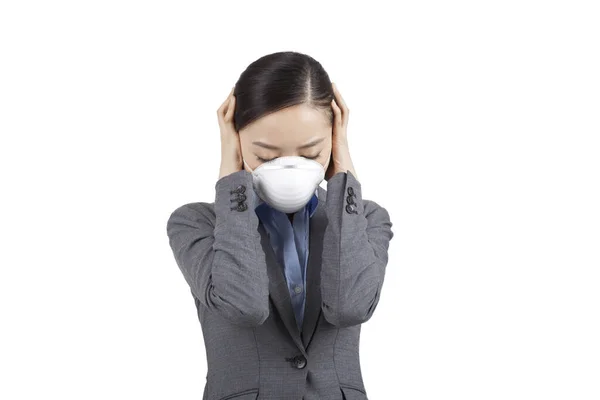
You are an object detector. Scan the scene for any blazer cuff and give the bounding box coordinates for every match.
[214,170,257,231]
[326,170,364,216]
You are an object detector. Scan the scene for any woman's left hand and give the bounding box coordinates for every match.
[325,82,358,181]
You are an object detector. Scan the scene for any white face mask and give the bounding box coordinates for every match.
[243,155,325,214]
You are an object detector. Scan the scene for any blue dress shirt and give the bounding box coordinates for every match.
[253,190,319,332]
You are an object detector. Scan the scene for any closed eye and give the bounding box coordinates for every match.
[256,152,321,163]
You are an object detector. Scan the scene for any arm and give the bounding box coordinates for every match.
[166,170,270,327]
[321,170,394,328]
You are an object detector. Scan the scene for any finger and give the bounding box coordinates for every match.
[224,94,235,122]
[331,99,342,127]
[219,87,234,112]
[217,87,235,118]
[332,83,349,125]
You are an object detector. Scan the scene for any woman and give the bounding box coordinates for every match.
[166,51,394,400]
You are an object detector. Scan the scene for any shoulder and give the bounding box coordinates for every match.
[363,198,388,214]
[166,201,216,229]
[362,198,392,226]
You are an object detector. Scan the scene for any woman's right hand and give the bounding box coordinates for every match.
[217,86,243,180]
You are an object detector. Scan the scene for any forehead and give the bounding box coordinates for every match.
[241,104,331,147]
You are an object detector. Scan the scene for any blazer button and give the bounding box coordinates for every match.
[347,186,354,196]
[230,185,246,194]
[293,355,306,369]
[346,204,357,214]
[231,202,247,212]
[346,195,356,205]
[231,193,247,202]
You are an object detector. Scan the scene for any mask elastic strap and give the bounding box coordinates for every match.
[243,158,253,173]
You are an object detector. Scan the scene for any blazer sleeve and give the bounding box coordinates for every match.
[320,170,394,328]
[166,170,270,327]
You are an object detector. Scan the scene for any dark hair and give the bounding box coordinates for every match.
[233,51,334,132]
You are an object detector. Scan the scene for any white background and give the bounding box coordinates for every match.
[1,1,599,399]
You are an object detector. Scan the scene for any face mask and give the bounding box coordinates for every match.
[243,155,325,214]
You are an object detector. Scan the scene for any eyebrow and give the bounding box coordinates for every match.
[252,137,325,150]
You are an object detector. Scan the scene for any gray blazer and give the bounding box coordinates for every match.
[166,169,393,400]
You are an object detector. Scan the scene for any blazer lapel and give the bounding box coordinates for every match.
[257,185,328,353]
[258,221,307,354]
[301,185,327,348]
